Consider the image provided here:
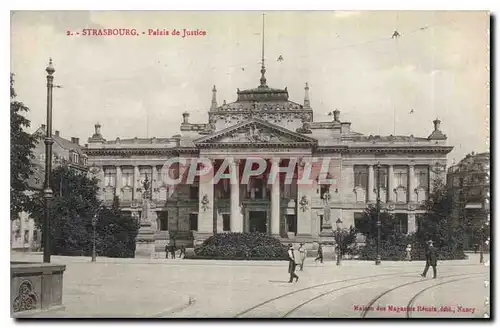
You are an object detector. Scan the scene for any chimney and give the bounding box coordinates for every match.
[41,124,46,131]
[341,122,351,134]
[94,122,101,136]
[71,137,80,145]
[333,109,340,122]
[55,130,60,137]
[433,118,441,131]
[182,112,190,124]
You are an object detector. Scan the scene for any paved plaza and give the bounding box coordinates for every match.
[12,252,490,318]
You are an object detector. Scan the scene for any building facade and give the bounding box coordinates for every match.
[447,152,490,250]
[11,126,88,251]
[84,66,453,247]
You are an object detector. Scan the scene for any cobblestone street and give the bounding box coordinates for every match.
[12,252,490,318]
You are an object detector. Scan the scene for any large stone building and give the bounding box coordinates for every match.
[447,152,490,250]
[11,126,88,250]
[84,63,453,247]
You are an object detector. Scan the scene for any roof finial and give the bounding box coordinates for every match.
[210,85,217,110]
[259,13,267,88]
[304,82,310,108]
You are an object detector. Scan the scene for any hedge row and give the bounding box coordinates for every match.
[194,232,288,260]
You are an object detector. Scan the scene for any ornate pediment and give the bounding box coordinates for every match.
[194,119,317,148]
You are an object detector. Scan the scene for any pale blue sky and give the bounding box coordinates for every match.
[10,10,489,164]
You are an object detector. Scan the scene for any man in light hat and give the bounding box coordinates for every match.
[298,243,307,271]
[287,244,299,283]
[421,240,437,279]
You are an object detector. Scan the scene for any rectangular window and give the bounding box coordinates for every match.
[122,171,134,187]
[219,180,230,199]
[354,212,365,230]
[376,166,388,189]
[415,166,429,189]
[222,214,230,231]
[189,186,199,200]
[394,166,408,188]
[159,212,169,231]
[254,178,264,199]
[189,213,198,231]
[354,166,368,189]
[104,169,116,187]
[287,215,297,235]
[394,213,408,234]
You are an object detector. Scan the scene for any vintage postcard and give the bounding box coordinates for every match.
[10,10,490,319]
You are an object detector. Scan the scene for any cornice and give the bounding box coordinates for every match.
[83,147,198,156]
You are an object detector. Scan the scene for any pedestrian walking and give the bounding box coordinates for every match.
[298,243,307,271]
[405,244,412,261]
[164,243,169,259]
[170,241,176,259]
[421,240,438,279]
[315,244,324,263]
[287,244,299,283]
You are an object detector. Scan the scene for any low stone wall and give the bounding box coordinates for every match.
[11,262,66,316]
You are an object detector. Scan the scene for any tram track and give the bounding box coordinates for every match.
[405,275,486,318]
[234,270,420,318]
[360,272,485,318]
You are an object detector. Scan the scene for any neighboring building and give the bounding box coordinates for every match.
[447,152,490,250]
[11,126,88,251]
[84,63,453,247]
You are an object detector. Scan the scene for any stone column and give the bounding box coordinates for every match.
[152,165,158,201]
[115,166,122,199]
[270,158,281,236]
[133,165,140,200]
[408,165,415,203]
[230,159,242,232]
[388,165,395,202]
[407,213,417,233]
[368,165,375,202]
[297,158,312,237]
[198,159,214,233]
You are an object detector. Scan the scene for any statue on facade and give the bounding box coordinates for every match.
[323,190,331,224]
[142,174,151,199]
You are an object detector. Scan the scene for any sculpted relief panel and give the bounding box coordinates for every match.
[217,126,293,144]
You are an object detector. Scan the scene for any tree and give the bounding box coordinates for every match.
[30,164,101,254]
[356,204,396,241]
[30,165,139,257]
[10,73,40,220]
[416,178,466,259]
[336,225,358,257]
[96,195,139,258]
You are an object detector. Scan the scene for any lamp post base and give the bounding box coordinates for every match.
[375,256,381,265]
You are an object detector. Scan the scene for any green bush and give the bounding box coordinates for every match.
[359,233,467,261]
[194,232,288,260]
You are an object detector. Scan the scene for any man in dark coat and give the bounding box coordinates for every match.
[421,240,437,279]
[170,240,177,259]
[315,244,324,263]
[287,244,299,283]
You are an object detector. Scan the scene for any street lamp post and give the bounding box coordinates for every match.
[43,59,55,263]
[335,218,343,266]
[91,214,98,262]
[375,163,381,265]
[479,223,484,264]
